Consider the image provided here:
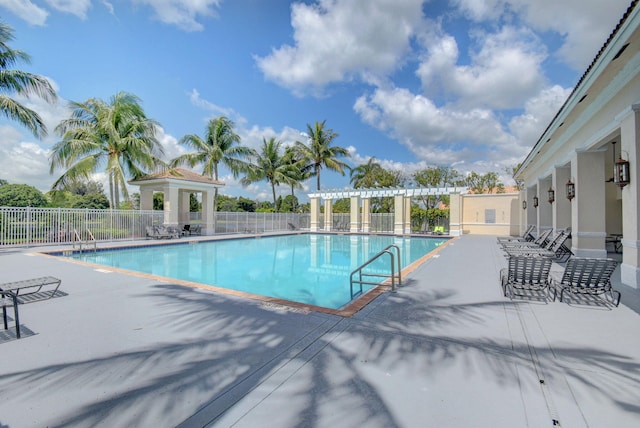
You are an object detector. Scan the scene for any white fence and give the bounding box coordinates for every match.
[0,207,399,248]
[0,207,164,248]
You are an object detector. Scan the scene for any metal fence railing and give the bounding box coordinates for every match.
[0,206,164,248]
[0,207,402,249]
[212,212,310,234]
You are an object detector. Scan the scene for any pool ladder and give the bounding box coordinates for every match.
[350,244,401,298]
[72,228,96,254]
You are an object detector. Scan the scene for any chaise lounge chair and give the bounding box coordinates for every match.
[497,225,535,243]
[146,226,179,239]
[500,255,553,300]
[552,257,620,306]
[503,230,573,262]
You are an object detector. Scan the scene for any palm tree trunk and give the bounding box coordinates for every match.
[271,182,277,213]
[316,166,321,190]
[108,175,115,209]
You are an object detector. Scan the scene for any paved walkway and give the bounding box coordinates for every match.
[0,235,639,427]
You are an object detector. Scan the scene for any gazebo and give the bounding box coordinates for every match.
[129,168,224,236]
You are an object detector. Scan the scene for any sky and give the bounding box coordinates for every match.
[0,0,634,203]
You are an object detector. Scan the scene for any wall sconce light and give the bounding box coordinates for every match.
[615,156,630,188]
[548,187,555,204]
[522,200,527,210]
[533,196,539,208]
[566,179,575,200]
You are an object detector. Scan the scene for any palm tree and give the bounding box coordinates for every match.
[171,116,252,213]
[241,138,297,212]
[0,22,57,138]
[295,120,350,191]
[50,92,163,208]
[283,146,310,211]
[350,157,383,188]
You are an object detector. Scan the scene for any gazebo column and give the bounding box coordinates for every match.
[449,192,462,236]
[571,150,607,258]
[179,190,190,225]
[202,190,215,235]
[310,197,320,232]
[361,198,371,233]
[139,187,153,211]
[324,198,333,232]
[163,185,179,227]
[620,104,640,288]
[350,195,360,233]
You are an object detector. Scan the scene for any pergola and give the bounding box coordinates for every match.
[307,187,468,235]
[130,168,224,236]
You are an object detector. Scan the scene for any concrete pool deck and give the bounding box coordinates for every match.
[0,234,639,427]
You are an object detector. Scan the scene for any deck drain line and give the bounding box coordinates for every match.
[514,302,561,426]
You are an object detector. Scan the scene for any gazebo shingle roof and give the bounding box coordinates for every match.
[130,168,224,186]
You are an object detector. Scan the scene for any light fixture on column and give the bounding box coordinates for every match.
[533,196,539,208]
[566,179,575,200]
[615,155,630,188]
[522,200,527,210]
[548,187,555,204]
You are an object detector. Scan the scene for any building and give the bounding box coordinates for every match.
[515,1,640,289]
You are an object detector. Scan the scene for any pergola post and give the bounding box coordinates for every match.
[350,195,360,233]
[362,198,371,233]
[310,197,320,232]
[324,198,333,232]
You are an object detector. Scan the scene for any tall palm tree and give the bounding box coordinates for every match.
[0,22,57,138]
[241,137,297,212]
[295,120,350,191]
[171,116,252,213]
[283,145,310,211]
[50,92,163,208]
[350,157,383,188]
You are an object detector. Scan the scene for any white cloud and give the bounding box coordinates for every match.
[508,84,572,148]
[45,0,92,19]
[0,0,49,25]
[0,125,53,191]
[256,0,425,95]
[452,0,633,70]
[417,26,547,109]
[354,86,516,163]
[132,0,222,32]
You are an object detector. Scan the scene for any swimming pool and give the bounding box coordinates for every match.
[67,234,447,310]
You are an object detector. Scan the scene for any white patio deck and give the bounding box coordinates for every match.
[0,235,638,427]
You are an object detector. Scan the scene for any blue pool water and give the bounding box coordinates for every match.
[69,234,447,309]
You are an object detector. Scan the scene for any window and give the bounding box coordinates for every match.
[485,209,496,224]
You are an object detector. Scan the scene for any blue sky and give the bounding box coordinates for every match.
[0,0,633,202]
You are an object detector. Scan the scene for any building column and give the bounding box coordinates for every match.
[163,185,179,226]
[519,189,527,235]
[449,192,462,236]
[620,104,640,288]
[553,166,572,231]
[139,187,154,211]
[572,150,607,258]
[362,198,371,233]
[393,194,404,235]
[310,197,320,232]
[537,177,552,232]
[350,195,360,233]
[201,190,215,235]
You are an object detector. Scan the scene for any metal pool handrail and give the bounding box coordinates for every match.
[350,244,402,298]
